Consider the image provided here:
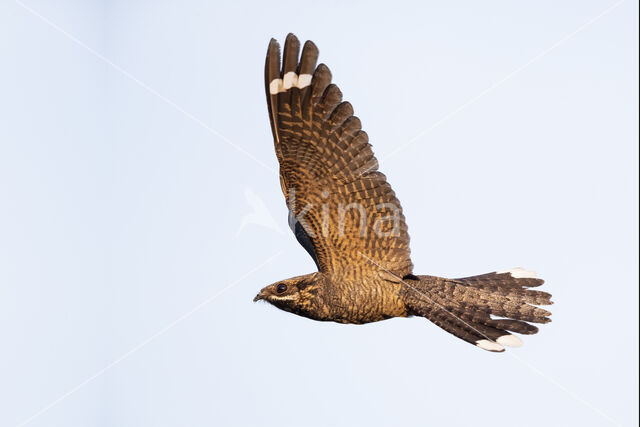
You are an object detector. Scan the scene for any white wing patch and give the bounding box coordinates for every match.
[269,73,313,94]
[269,78,283,95]
[282,71,297,89]
[296,73,312,88]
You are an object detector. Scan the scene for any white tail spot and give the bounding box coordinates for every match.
[497,268,537,278]
[497,335,523,347]
[476,339,504,352]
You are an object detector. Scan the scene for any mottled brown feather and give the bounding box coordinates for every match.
[265,34,413,279]
[260,34,552,353]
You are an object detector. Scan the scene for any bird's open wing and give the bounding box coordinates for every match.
[265,34,413,278]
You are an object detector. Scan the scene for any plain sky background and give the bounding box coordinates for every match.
[0,1,638,426]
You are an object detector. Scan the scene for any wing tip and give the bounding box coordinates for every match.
[267,38,280,55]
[285,32,299,43]
[302,39,319,54]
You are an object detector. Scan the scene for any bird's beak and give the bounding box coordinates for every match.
[253,292,265,302]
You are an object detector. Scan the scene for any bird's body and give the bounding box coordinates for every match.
[263,272,408,324]
[254,34,552,352]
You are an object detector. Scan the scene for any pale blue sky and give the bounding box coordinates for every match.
[0,1,638,426]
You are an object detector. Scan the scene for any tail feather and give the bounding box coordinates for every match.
[402,269,553,352]
[486,318,539,335]
[427,305,502,351]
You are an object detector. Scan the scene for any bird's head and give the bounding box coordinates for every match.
[253,272,327,319]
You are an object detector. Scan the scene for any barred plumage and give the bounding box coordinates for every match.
[255,34,553,353]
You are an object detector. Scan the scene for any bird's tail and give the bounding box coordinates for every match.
[402,268,552,352]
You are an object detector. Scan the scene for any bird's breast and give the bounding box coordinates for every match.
[324,279,408,324]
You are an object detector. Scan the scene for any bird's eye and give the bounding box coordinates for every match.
[276,283,287,294]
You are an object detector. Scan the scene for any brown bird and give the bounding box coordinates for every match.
[254,34,552,352]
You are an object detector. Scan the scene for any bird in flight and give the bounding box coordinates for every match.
[254,34,552,352]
